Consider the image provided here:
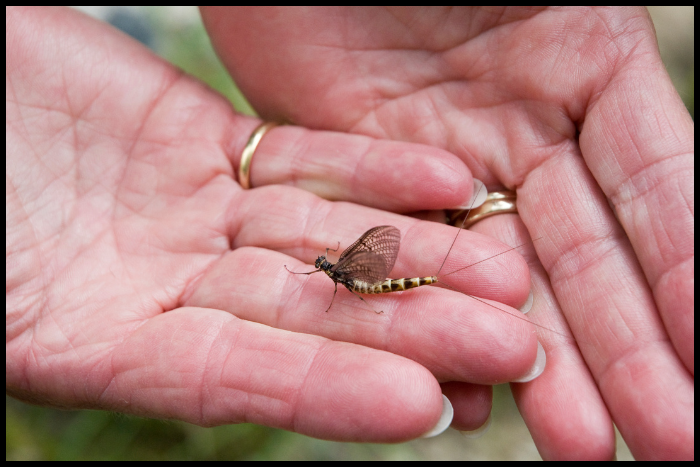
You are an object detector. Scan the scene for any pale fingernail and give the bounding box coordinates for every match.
[512,341,546,383]
[519,289,534,314]
[460,413,492,439]
[452,179,487,210]
[421,394,454,438]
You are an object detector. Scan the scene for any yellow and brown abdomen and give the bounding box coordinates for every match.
[349,276,438,294]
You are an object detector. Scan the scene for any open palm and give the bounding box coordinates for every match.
[201,6,694,460]
[7,6,556,445]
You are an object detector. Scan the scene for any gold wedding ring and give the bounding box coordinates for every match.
[448,190,518,229]
[238,122,280,190]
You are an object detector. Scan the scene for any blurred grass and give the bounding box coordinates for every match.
[8,386,551,461]
[7,6,690,461]
[148,9,256,117]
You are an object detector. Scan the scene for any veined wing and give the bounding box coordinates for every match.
[337,226,401,278]
[332,250,392,285]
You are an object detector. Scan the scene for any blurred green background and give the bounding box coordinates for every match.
[7,6,693,461]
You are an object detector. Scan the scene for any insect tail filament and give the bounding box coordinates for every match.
[439,239,541,278]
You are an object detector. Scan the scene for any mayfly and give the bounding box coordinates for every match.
[284,183,539,317]
[284,224,530,315]
[282,185,576,340]
[285,225,436,313]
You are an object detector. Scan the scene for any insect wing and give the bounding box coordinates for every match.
[331,250,391,285]
[337,226,401,276]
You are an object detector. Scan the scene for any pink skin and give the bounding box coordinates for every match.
[6,6,692,459]
[199,6,693,460]
[7,6,535,445]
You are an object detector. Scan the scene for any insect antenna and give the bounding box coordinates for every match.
[284,265,322,275]
[283,241,341,275]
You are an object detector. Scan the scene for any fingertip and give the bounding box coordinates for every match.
[297,346,445,442]
[511,341,546,383]
[519,289,534,314]
[450,179,487,210]
[460,412,492,439]
[420,394,454,438]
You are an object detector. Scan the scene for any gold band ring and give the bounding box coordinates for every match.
[238,122,280,190]
[448,190,518,229]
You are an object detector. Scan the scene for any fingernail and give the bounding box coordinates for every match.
[452,179,487,210]
[519,289,534,314]
[421,394,454,438]
[460,413,492,439]
[512,341,546,383]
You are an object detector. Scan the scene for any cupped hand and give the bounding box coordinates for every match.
[6,6,541,443]
[201,6,694,460]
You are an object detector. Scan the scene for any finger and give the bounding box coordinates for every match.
[103,308,444,442]
[578,26,694,376]
[189,185,539,384]
[190,245,536,385]
[231,185,532,309]
[519,154,694,461]
[440,382,492,432]
[231,122,477,212]
[470,212,615,460]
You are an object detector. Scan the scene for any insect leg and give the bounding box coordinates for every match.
[325,242,340,255]
[324,282,339,313]
[344,286,384,314]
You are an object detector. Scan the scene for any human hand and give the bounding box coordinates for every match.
[7,6,544,443]
[201,6,694,460]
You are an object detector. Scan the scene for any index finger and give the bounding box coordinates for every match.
[230,121,479,213]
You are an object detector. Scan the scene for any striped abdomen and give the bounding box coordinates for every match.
[349,276,438,294]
